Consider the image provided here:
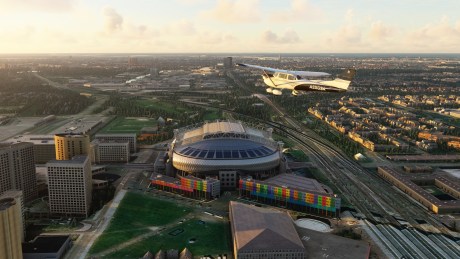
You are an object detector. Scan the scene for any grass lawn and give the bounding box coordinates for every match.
[203,110,222,121]
[288,149,309,162]
[89,192,191,255]
[98,117,156,134]
[136,99,191,115]
[105,219,231,258]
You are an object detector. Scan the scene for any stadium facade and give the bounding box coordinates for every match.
[169,121,283,182]
[150,120,285,198]
[239,174,340,217]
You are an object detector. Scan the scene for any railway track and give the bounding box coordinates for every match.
[180,99,447,232]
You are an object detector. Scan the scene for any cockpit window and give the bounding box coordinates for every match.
[278,73,287,79]
[287,75,295,80]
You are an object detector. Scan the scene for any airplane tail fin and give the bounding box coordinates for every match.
[337,68,356,81]
[332,68,356,90]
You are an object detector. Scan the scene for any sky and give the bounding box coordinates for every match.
[1,0,460,53]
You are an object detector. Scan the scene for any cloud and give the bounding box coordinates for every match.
[201,0,260,23]
[176,0,208,4]
[369,21,395,41]
[103,7,123,33]
[0,0,76,12]
[196,31,237,45]
[345,9,354,23]
[261,29,301,44]
[169,19,196,36]
[269,0,323,23]
[405,17,460,51]
[322,9,364,51]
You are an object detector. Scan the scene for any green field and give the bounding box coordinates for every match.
[136,99,191,115]
[89,192,191,255]
[104,219,231,258]
[287,149,310,162]
[203,110,222,121]
[98,117,157,134]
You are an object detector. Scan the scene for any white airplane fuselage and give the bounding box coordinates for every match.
[262,73,349,93]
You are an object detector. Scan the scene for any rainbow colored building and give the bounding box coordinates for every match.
[151,174,220,199]
[239,175,340,217]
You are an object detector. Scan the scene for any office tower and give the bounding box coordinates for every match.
[7,135,56,164]
[0,197,23,259]
[224,57,233,69]
[0,190,24,242]
[94,133,137,153]
[0,142,37,202]
[54,134,90,160]
[92,140,130,163]
[47,156,92,218]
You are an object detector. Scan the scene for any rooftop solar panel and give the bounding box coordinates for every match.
[206,150,215,158]
[253,149,263,156]
[223,151,231,158]
[198,150,207,158]
[184,148,195,156]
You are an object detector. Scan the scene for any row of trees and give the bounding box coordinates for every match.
[0,72,94,116]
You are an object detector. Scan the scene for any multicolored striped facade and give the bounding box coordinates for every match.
[151,175,220,199]
[239,179,340,216]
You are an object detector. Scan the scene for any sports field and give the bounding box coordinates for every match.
[89,192,191,255]
[98,117,156,134]
[136,99,191,115]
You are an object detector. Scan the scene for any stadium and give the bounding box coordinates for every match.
[165,120,285,189]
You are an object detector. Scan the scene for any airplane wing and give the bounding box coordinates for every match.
[236,63,330,77]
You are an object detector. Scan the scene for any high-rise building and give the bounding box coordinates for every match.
[6,135,55,164]
[224,57,233,69]
[47,156,92,218]
[0,142,37,202]
[0,197,23,259]
[94,133,137,153]
[0,190,24,242]
[92,140,130,163]
[54,134,90,160]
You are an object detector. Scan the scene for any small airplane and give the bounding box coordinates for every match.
[236,63,356,96]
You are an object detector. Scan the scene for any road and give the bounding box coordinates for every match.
[65,190,127,259]
[33,72,70,90]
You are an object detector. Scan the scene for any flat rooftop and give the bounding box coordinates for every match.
[387,154,460,162]
[5,134,54,145]
[295,226,370,259]
[263,174,329,194]
[51,116,106,135]
[379,167,460,207]
[22,235,70,254]
[47,155,89,165]
[0,141,33,150]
